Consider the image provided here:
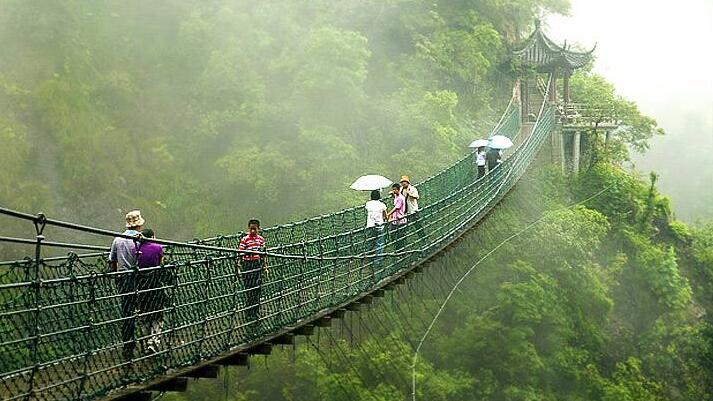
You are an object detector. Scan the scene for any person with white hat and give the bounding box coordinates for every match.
[400,175,425,250]
[109,210,145,272]
[400,175,419,214]
[109,210,145,360]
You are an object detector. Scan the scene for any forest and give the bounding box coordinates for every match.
[161,161,713,401]
[0,1,711,400]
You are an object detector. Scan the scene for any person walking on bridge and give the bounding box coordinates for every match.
[486,147,502,172]
[109,210,144,360]
[475,147,487,178]
[364,189,387,276]
[237,219,268,331]
[400,175,424,250]
[136,228,166,355]
[387,183,407,253]
[400,176,419,215]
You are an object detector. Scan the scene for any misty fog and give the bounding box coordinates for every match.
[1,2,712,401]
[548,0,713,222]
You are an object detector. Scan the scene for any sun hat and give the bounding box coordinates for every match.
[125,210,145,228]
[400,175,410,184]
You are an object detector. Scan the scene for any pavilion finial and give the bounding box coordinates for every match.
[534,19,541,29]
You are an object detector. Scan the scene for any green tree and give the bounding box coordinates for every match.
[569,72,664,166]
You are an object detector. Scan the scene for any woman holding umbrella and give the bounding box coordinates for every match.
[364,190,387,271]
[476,147,487,178]
[469,139,489,179]
[350,175,392,278]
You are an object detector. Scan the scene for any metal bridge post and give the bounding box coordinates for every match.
[197,258,211,358]
[25,213,46,401]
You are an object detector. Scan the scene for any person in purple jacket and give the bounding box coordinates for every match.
[136,228,166,354]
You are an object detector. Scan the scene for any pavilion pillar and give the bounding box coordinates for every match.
[548,69,558,102]
[549,123,564,171]
[560,129,567,174]
[572,131,581,174]
[563,71,571,104]
[520,79,529,122]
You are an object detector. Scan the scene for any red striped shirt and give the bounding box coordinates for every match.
[239,234,265,261]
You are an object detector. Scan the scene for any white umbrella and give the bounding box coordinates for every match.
[350,175,393,191]
[468,139,489,148]
[488,135,514,149]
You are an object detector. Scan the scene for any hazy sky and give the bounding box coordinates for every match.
[545,0,713,221]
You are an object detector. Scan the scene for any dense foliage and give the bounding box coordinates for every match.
[0,0,573,244]
[567,71,665,169]
[161,163,712,401]
[1,1,709,400]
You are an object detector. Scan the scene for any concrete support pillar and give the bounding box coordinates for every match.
[572,131,581,174]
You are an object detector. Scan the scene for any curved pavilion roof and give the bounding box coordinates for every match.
[511,20,595,71]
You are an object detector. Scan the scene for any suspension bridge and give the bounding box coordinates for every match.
[0,25,605,401]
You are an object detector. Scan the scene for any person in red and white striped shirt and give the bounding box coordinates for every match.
[237,219,267,325]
